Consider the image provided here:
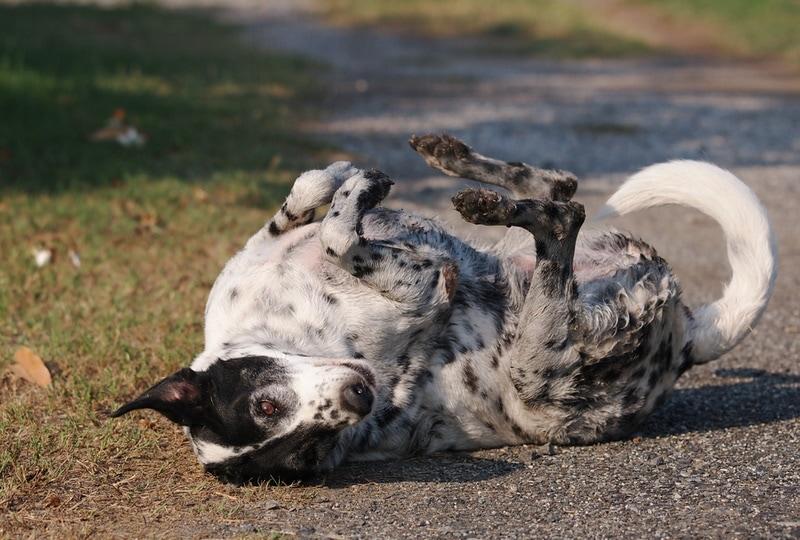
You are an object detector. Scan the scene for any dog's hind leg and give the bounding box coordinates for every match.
[409,134,577,201]
[319,169,458,307]
[453,187,587,442]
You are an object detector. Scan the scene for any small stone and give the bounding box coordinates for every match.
[530,443,559,460]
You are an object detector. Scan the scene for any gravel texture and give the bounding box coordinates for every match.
[197,2,799,537]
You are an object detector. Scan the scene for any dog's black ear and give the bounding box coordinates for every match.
[111,368,206,426]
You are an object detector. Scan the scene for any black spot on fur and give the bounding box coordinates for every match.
[281,203,297,222]
[353,265,375,278]
[678,341,694,375]
[463,362,479,393]
[396,353,410,368]
[326,247,338,258]
[511,423,527,439]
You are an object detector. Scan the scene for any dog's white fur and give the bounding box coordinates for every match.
[598,160,778,362]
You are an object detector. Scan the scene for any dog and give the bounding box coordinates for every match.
[112,134,777,484]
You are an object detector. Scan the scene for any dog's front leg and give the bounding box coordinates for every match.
[246,161,359,249]
[410,133,577,201]
[319,169,458,307]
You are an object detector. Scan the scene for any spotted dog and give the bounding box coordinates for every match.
[113,134,777,483]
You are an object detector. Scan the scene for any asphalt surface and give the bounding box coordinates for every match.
[205,2,799,537]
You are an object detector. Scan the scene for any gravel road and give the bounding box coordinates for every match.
[206,3,799,537]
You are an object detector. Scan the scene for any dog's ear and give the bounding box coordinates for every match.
[111,368,207,426]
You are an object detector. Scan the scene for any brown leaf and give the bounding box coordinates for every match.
[10,346,52,387]
[90,125,128,142]
[192,187,209,203]
[137,210,160,234]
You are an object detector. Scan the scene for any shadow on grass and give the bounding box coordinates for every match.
[639,369,800,438]
[0,3,326,194]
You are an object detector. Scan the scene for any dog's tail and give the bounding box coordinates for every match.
[595,160,778,364]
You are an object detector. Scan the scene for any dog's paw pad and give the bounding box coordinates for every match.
[409,133,470,162]
[452,188,514,225]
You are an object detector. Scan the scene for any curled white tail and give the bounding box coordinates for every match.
[595,161,778,363]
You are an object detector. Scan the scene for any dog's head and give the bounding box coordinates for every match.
[111,354,376,483]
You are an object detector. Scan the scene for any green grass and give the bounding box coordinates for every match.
[0,3,323,192]
[635,0,800,63]
[322,0,800,64]
[0,3,332,536]
[321,0,652,58]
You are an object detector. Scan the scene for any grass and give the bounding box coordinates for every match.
[320,0,652,58]
[321,0,800,65]
[0,3,333,536]
[635,0,800,63]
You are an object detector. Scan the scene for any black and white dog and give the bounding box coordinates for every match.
[112,135,777,483]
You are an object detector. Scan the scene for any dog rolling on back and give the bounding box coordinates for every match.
[112,135,777,483]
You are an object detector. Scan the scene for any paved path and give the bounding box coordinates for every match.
[211,3,799,537]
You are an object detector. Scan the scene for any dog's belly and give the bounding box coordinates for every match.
[203,220,455,360]
[205,225,346,353]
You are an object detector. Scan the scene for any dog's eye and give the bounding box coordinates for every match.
[259,400,278,417]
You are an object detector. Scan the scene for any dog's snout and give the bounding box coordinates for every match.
[341,382,374,417]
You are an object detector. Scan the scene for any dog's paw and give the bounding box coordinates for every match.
[334,169,394,214]
[452,188,515,225]
[409,133,471,175]
[290,162,361,211]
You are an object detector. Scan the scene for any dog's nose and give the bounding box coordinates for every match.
[340,382,374,417]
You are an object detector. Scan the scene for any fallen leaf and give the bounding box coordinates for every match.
[10,346,52,387]
[90,109,146,146]
[193,187,209,203]
[32,247,52,267]
[90,125,127,142]
[137,210,160,233]
[116,127,146,147]
[68,249,81,268]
